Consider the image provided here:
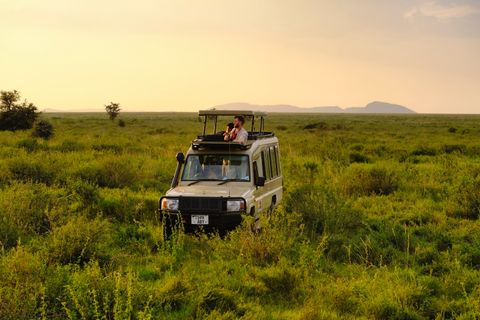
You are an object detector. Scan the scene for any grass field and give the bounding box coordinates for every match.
[1,112,480,319]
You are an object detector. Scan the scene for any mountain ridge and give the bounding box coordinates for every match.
[213,101,416,114]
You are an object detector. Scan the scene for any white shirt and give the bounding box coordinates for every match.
[233,127,248,144]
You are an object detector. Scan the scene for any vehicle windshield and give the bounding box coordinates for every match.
[182,154,250,181]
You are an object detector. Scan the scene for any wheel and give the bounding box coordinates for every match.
[268,196,276,215]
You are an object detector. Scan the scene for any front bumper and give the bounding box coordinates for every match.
[160,211,243,231]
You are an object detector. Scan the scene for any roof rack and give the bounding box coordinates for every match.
[199,110,267,117]
[192,131,275,150]
[198,109,266,135]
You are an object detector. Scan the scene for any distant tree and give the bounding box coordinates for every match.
[32,120,54,140]
[0,90,21,110]
[105,102,121,120]
[0,90,38,131]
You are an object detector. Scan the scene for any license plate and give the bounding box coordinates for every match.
[191,215,209,225]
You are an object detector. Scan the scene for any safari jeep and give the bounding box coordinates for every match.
[160,110,283,232]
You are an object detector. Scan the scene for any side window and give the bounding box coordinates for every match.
[274,146,281,175]
[253,161,259,182]
[262,150,271,180]
[270,146,277,178]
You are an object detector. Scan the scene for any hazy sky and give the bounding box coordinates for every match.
[1,0,479,113]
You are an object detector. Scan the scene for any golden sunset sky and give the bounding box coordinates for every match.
[1,0,479,113]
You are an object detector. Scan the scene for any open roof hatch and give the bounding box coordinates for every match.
[192,110,274,150]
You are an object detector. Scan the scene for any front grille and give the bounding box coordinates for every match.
[179,197,223,213]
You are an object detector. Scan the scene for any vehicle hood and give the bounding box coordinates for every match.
[166,184,251,198]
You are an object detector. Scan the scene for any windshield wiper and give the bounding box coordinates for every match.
[188,180,201,186]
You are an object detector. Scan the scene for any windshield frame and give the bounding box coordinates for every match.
[181,153,251,182]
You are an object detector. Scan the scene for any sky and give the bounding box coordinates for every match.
[1,0,479,113]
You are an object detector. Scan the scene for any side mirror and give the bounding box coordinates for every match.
[255,176,266,187]
[176,152,185,164]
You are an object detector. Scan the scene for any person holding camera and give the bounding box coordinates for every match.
[224,115,248,144]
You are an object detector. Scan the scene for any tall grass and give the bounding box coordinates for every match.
[1,113,480,318]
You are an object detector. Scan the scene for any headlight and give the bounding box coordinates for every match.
[161,198,179,211]
[226,200,245,212]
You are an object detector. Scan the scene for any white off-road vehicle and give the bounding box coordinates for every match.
[160,110,283,232]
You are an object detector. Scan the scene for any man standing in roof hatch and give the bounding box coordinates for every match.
[224,115,248,144]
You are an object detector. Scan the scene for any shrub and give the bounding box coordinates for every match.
[350,143,364,151]
[0,246,46,319]
[0,182,53,248]
[442,144,466,154]
[92,143,123,154]
[303,122,328,130]
[0,90,39,131]
[448,127,457,133]
[47,215,112,265]
[58,139,85,152]
[286,185,361,236]
[276,125,287,131]
[198,288,243,316]
[32,120,54,139]
[98,189,159,222]
[257,263,302,302]
[148,276,189,310]
[8,158,55,185]
[411,146,437,156]
[60,263,147,320]
[448,176,480,220]
[343,163,399,196]
[349,152,369,163]
[98,158,137,188]
[73,158,137,188]
[118,119,126,127]
[16,138,43,153]
[70,179,100,210]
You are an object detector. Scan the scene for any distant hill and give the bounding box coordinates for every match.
[214,101,416,114]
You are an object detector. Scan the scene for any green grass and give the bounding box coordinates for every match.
[1,112,480,319]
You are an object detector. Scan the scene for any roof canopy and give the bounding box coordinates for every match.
[198,109,267,117]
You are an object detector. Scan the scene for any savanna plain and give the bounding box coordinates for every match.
[1,113,480,319]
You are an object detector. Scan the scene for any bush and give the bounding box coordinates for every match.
[343,164,399,196]
[257,263,302,302]
[0,182,53,248]
[286,185,361,236]
[8,158,55,185]
[92,143,123,154]
[47,215,112,265]
[16,138,43,153]
[98,158,137,188]
[98,188,158,222]
[74,158,137,188]
[442,144,466,154]
[70,179,100,210]
[448,176,480,219]
[58,140,85,152]
[349,152,370,163]
[303,122,328,130]
[32,120,54,140]
[411,146,437,156]
[198,288,243,316]
[0,90,38,131]
[0,246,46,319]
[118,119,126,127]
